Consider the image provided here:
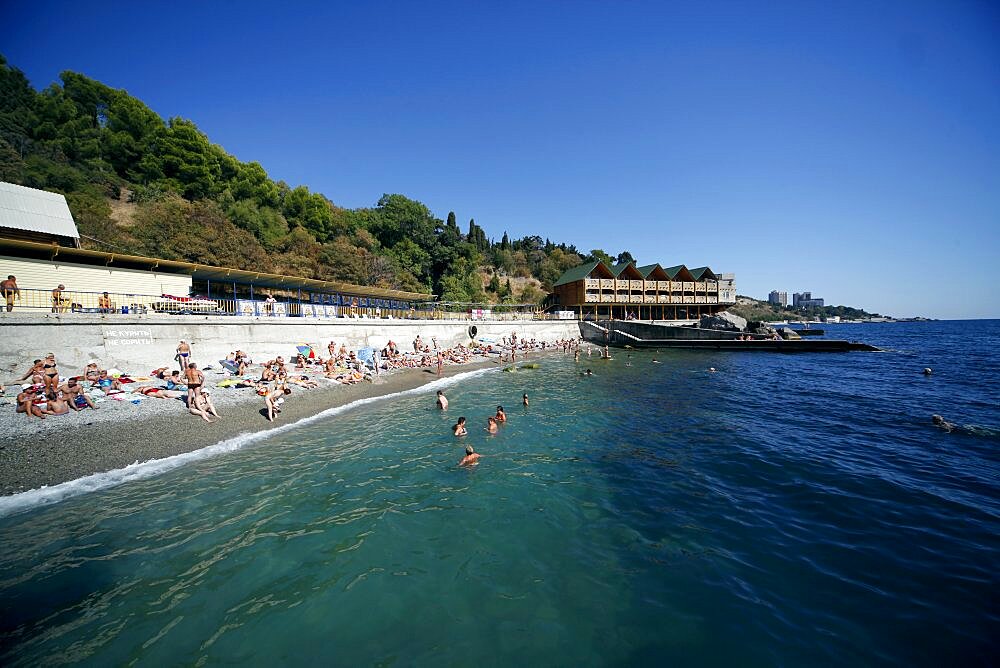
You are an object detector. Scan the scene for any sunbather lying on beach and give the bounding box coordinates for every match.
[136,386,185,400]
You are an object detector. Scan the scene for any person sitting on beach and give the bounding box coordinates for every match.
[189,390,217,423]
[45,391,70,415]
[84,362,102,382]
[266,386,291,422]
[197,390,220,418]
[137,386,185,400]
[95,369,123,392]
[58,377,97,410]
[18,359,45,382]
[16,388,48,419]
[436,390,448,410]
[495,405,507,423]
[453,416,468,437]
[165,370,186,390]
[458,445,480,467]
[486,416,498,434]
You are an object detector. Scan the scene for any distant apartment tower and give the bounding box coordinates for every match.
[793,291,825,308]
[768,290,787,307]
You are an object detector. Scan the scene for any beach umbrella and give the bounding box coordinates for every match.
[296,344,316,358]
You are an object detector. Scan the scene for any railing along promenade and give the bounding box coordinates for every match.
[0,288,562,321]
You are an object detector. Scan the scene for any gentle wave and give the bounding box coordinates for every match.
[0,366,498,518]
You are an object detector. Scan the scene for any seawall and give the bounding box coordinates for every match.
[0,313,581,376]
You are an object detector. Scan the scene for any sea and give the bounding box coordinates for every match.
[0,320,997,666]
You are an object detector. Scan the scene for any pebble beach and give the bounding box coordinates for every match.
[0,357,500,495]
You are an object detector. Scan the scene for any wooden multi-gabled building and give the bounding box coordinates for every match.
[551,260,736,321]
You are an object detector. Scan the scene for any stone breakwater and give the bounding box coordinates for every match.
[0,313,580,377]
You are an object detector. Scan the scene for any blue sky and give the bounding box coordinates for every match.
[3,1,998,318]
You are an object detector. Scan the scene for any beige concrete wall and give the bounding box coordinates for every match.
[0,313,580,379]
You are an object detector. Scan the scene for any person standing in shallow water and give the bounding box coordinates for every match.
[453,416,467,436]
[522,393,529,407]
[458,445,480,466]
[436,390,448,409]
[495,405,507,423]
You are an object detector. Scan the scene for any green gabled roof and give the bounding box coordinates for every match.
[636,264,669,280]
[553,261,602,287]
[610,262,643,279]
[689,266,717,280]
[662,264,686,279]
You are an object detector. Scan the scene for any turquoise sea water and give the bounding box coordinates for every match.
[1,321,998,666]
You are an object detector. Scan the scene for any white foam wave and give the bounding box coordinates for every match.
[0,366,498,518]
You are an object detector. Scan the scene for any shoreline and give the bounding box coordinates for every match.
[0,357,505,497]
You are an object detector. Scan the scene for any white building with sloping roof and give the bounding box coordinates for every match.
[0,181,80,247]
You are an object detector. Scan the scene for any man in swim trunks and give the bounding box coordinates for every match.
[1,275,19,312]
[98,291,112,313]
[51,284,66,313]
[184,362,204,405]
[176,340,192,372]
[459,445,480,466]
[58,377,97,410]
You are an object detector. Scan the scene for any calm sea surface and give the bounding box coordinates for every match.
[1,321,998,666]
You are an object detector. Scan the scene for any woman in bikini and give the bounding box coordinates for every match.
[41,353,60,395]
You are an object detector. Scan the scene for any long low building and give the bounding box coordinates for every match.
[551,260,736,321]
[0,181,431,317]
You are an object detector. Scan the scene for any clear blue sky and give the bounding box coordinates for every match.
[3,1,998,318]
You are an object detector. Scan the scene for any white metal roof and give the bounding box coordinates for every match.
[0,181,80,240]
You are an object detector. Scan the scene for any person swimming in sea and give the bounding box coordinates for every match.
[486,416,498,434]
[931,414,955,432]
[581,369,593,376]
[453,416,468,436]
[459,445,480,466]
[522,393,529,407]
[436,390,448,410]
[495,405,507,423]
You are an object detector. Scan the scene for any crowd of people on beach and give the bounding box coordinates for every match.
[4,332,583,428]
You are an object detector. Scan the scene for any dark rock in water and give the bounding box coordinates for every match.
[780,327,802,340]
[700,312,747,332]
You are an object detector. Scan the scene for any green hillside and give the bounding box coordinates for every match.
[0,55,643,305]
